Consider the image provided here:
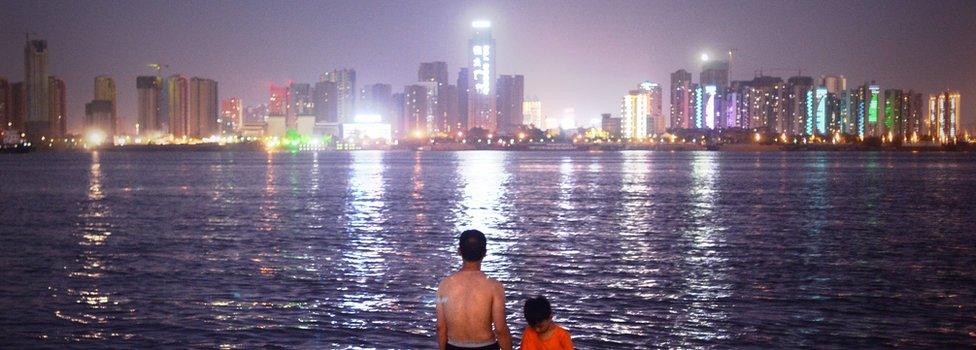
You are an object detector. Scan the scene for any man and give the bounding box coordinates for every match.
[436,230,513,350]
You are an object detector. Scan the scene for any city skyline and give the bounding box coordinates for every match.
[1,0,974,134]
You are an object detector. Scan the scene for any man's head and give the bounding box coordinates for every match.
[524,295,553,332]
[458,229,487,262]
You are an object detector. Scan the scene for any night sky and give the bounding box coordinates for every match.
[1,0,974,134]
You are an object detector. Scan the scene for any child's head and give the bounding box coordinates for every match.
[524,295,554,333]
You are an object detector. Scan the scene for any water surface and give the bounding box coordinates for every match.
[1,151,974,348]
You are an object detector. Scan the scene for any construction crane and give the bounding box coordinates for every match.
[728,48,738,87]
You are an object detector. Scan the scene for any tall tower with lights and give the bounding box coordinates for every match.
[467,20,496,131]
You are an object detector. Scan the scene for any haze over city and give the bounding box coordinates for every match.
[1,0,974,134]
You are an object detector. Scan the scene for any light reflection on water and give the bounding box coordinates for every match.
[1,151,975,348]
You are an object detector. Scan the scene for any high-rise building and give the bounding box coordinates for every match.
[47,76,66,138]
[0,77,9,130]
[404,84,431,137]
[700,60,729,88]
[812,86,829,135]
[94,76,117,137]
[85,100,114,139]
[670,69,693,130]
[905,91,925,140]
[468,20,496,131]
[456,68,470,131]
[391,92,405,137]
[359,83,394,124]
[495,75,524,135]
[742,76,785,132]
[25,39,50,140]
[244,104,267,124]
[137,76,163,136]
[643,82,664,134]
[849,83,881,138]
[10,82,26,131]
[867,83,881,137]
[785,76,814,136]
[928,90,960,143]
[220,97,243,135]
[601,113,621,138]
[321,69,356,123]
[288,83,312,128]
[419,62,449,85]
[821,75,846,94]
[883,89,904,139]
[438,84,459,133]
[620,82,662,138]
[166,75,189,138]
[313,81,338,124]
[189,78,218,138]
[268,84,288,117]
[523,98,542,129]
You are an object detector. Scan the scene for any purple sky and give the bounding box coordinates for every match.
[1,0,974,134]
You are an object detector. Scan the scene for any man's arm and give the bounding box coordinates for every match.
[491,281,513,350]
[436,286,448,350]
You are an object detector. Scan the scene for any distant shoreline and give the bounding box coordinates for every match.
[4,142,972,153]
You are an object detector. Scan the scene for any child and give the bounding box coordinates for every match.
[520,295,573,350]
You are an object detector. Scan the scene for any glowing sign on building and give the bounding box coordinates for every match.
[868,85,879,124]
[694,86,703,128]
[470,21,493,96]
[704,85,716,129]
[814,87,827,135]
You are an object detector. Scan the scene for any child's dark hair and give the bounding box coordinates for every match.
[523,295,552,326]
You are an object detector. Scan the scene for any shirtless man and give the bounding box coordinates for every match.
[436,230,512,350]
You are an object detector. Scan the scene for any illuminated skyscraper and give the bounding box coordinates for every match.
[523,98,542,129]
[905,91,925,140]
[883,89,904,139]
[167,75,189,138]
[456,68,470,131]
[404,84,430,137]
[288,83,312,128]
[320,69,356,123]
[620,82,662,138]
[929,90,960,143]
[495,74,524,135]
[94,76,117,137]
[813,86,828,135]
[785,76,814,136]
[701,85,720,129]
[313,81,338,124]
[743,76,785,132]
[268,84,288,117]
[220,97,243,134]
[867,83,881,137]
[47,76,66,138]
[642,82,665,134]
[359,83,394,124]
[189,78,218,138]
[392,92,405,137]
[821,75,846,94]
[438,84,459,133]
[467,20,496,131]
[24,39,50,140]
[670,69,693,129]
[85,100,114,139]
[601,113,621,138]
[136,76,163,136]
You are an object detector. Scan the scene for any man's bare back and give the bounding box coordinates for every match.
[436,230,512,350]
